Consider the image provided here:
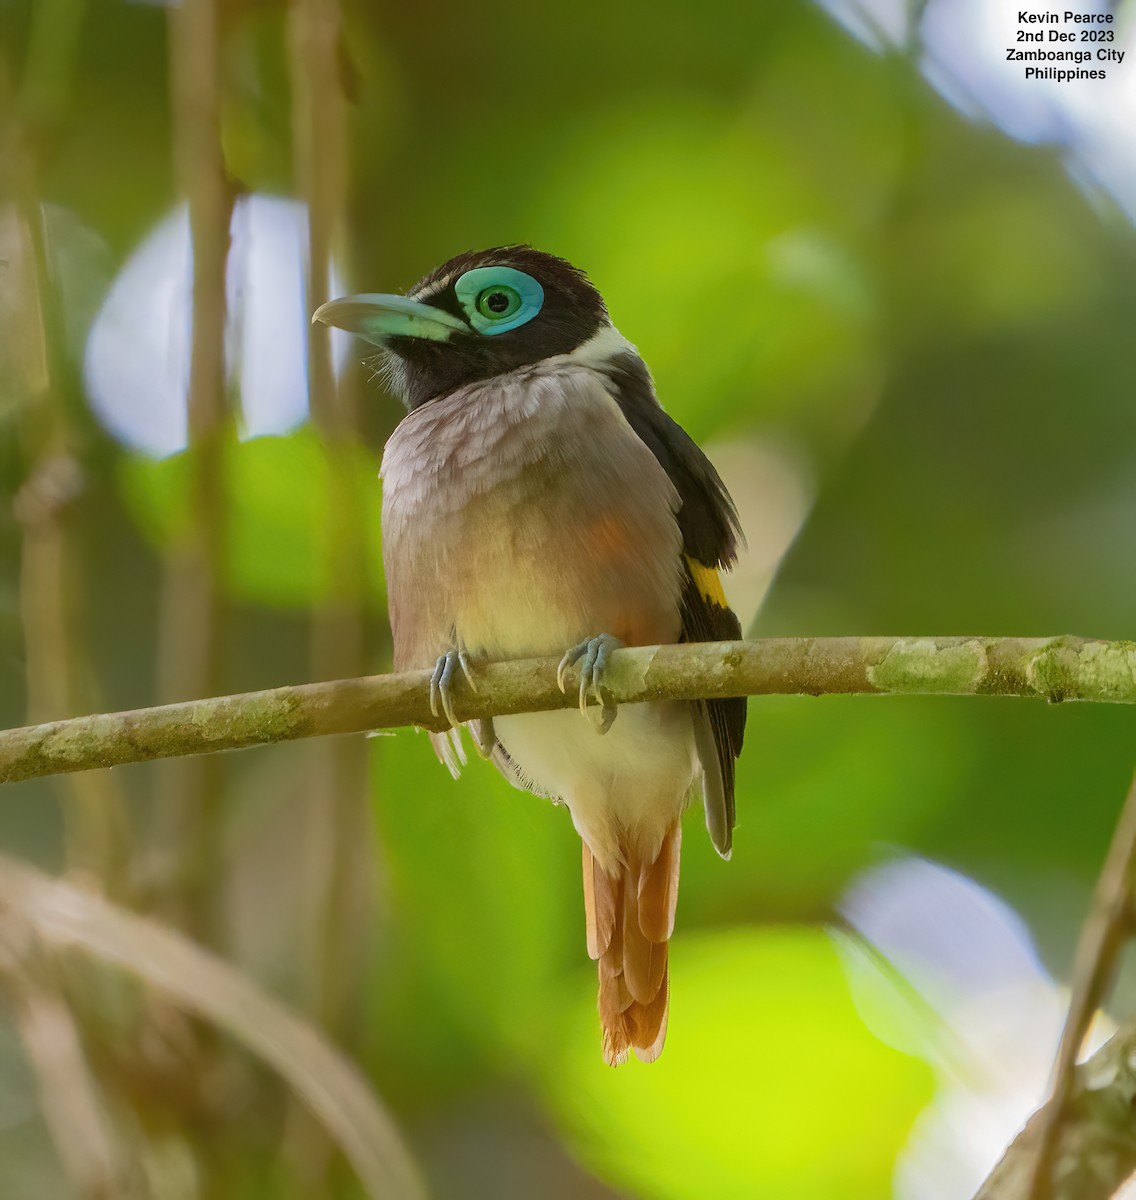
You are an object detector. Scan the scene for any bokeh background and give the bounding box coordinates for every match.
[2,0,1136,1195]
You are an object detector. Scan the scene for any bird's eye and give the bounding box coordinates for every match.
[476,286,522,320]
[454,266,544,335]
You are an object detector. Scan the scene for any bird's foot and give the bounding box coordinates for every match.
[557,633,622,734]
[474,716,496,760]
[429,648,479,729]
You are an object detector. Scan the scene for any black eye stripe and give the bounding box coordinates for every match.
[410,287,467,321]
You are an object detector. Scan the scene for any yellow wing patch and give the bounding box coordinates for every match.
[685,556,728,608]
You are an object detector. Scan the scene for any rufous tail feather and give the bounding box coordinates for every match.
[582,822,681,1065]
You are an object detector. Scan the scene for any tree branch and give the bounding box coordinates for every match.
[974,1014,1136,1200]
[159,0,233,939]
[0,634,1133,786]
[1020,772,1136,1199]
[286,0,375,1185]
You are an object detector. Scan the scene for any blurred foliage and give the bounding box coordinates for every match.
[1,0,1135,1196]
[120,428,385,611]
[548,929,932,1199]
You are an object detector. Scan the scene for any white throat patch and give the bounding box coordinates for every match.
[550,323,640,371]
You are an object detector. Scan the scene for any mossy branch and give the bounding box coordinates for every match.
[974,1014,1136,1200]
[1,634,1134,786]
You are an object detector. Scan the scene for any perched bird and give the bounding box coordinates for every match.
[314,247,745,1064]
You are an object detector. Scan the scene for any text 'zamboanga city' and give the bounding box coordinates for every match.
[1011,9,1124,80]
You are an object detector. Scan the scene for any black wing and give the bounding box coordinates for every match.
[606,354,747,855]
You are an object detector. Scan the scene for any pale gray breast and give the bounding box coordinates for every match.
[381,364,684,667]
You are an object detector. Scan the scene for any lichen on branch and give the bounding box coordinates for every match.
[1,635,1133,786]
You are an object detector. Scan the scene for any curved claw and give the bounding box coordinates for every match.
[556,648,576,694]
[458,651,479,693]
[558,634,622,733]
[578,638,601,717]
[429,651,462,729]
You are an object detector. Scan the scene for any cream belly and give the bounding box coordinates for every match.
[494,703,698,875]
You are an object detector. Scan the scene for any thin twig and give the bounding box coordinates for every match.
[4,11,139,1195]
[0,856,130,1200]
[0,854,426,1200]
[975,1012,1136,1199]
[0,938,129,1199]
[10,0,130,883]
[159,0,233,936]
[1,635,1135,786]
[1019,772,1136,1200]
[288,0,371,1036]
[287,0,374,1187]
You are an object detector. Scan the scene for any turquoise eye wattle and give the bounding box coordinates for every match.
[476,285,522,321]
[454,265,544,335]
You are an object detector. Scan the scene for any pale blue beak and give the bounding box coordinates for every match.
[312,293,469,345]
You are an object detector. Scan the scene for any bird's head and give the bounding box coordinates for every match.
[313,246,611,410]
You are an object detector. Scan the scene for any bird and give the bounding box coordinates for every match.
[314,247,745,1065]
